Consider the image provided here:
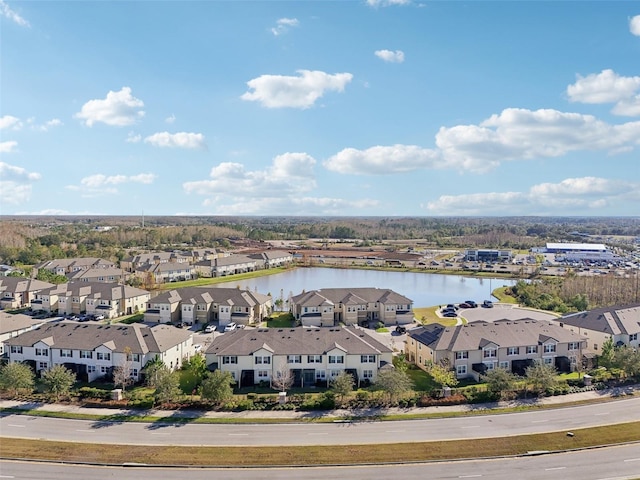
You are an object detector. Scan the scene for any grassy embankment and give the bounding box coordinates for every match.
[1,422,638,466]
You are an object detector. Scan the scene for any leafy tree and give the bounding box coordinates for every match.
[143,357,168,388]
[525,363,557,396]
[427,362,458,388]
[482,368,518,399]
[41,365,76,400]
[392,353,409,373]
[153,369,181,405]
[330,371,355,404]
[610,346,640,380]
[599,337,615,369]
[375,368,414,402]
[183,353,207,382]
[0,362,35,396]
[200,370,234,404]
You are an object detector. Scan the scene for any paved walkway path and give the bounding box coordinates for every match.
[2,384,637,421]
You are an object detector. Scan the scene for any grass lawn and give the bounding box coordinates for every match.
[413,306,460,327]
[406,366,437,391]
[492,286,518,304]
[266,312,294,328]
[157,267,290,290]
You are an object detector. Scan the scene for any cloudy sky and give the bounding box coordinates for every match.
[1,1,639,216]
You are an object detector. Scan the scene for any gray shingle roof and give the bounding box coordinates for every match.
[206,326,392,356]
[151,287,270,307]
[560,303,640,335]
[4,321,190,354]
[291,287,412,306]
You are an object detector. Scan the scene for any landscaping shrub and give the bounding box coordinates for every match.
[77,386,111,400]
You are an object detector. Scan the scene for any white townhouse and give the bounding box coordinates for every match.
[247,250,294,269]
[0,311,50,357]
[145,287,272,328]
[205,326,393,388]
[32,282,150,319]
[67,267,126,284]
[193,255,258,278]
[406,319,587,381]
[134,262,196,284]
[5,321,194,381]
[0,277,55,310]
[120,252,192,273]
[556,303,640,354]
[33,258,116,277]
[290,287,414,328]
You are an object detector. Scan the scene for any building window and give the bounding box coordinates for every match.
[36,348,49,356]
[129,368,138,378]
[255,356,271,365]
[287,355,302,364]
[629,334,637,341]
[507,347,519,356]
[96,352,111,361]
[132,353,141,362]
[307,355,322,363]
[456,365,467,375]
[80,351,93,359]
[222,356,238,365]
[362,370,373,379]
[328,355,344,364]
[455,351,468,360]
[60,349,72,358]
[483,362,495,370]
[10,346,22,354]
[258,370,269,378]
[38,362,48,370]
[361,355,376,363]
[568,342,579,350]
[316,370,326,380]
[543,357,553,365]
[87,366,96,373]
[543,344,556,353]
[499,361,509,369]
[483,348,497,358]
[526,345,538,354]
[329,369,341,378]
[100,366,109,374]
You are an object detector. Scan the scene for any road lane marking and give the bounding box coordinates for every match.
[531,420,549,423]
[228,433,248,436]
[308,433,329,436]
[459,475,482,478]
[594,412,610,416]
[7,424,25,428]
[75,429,93,432]
[624,458,640,462]
[545,467,566,471]
[460,425,480,429]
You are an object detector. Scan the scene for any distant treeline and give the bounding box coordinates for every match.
[0,216,638,267]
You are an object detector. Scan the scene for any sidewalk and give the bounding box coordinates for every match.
[2,385,637,421]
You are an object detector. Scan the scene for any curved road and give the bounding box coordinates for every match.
[2,444,640,479]
[2,398,640,446]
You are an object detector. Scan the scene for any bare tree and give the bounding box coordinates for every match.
[113,346,134,393]
[271,359,294,393]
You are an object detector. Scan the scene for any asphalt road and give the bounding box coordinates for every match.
[2,397,640,446]
[2,444,640,480]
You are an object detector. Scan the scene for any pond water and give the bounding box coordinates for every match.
[215,267,518,308]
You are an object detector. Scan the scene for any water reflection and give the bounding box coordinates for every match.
[214,268,517,308]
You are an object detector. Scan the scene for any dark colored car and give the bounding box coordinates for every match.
[442,311,458,317]
[465,300,478,308]
[458,302,472,308]
[395,325,407,334]
[483,300,494,308]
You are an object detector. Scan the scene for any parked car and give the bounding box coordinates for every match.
[442,311,458,318]
[224,322,237,332]
[458,302,472,308]
[194,344,203,352]
[204,324,217,333]
[175,322,186,329]
[94,314,105,320]
[445,304,458,311]
[483,300,494,308]
[395,325,407,334]
[465,300,478,308]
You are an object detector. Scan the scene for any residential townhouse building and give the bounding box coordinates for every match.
[67,267,127,284]
[144,287,271,327]
[120,252,191,273]
[193,255,257,278]
[205,326,393,388]
[290,288,414,328]
[0,277,55,310]
[247,250,294,269]
[555,303,640,354]
[406,319,587,381]
[32,282,150,319]
[0,311,49,356]
[5,321,193,381]
[134,262,196,284]
[32,258,116,277]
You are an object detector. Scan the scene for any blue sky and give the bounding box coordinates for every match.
[1,0,639,217]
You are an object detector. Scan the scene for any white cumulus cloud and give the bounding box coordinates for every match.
[324,145,441,174]
[425,177,639,215]
[0,140,18,153]
[0,162,41,205]
[66,172,156,197]
[0,0,29,27]
[271,17,299,36]
[241,70,353,109]
[374,49,405,63]
[630,15,640,36]
[567,69,640,115]
[33,118,63,132]
[126,132,142,143]
[366,0,410,7]
[0,115,23,130]
[74,87,145,127]
[144,132,206,149]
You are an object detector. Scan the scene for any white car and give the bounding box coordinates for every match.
[204,324,216,333]
[223,322,237,332]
